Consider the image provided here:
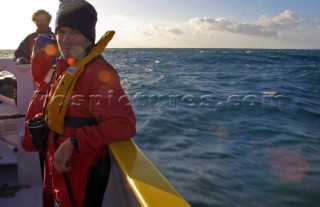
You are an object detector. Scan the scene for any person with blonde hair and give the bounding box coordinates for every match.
[14,9,53,64]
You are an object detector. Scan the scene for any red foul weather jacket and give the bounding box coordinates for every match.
[47,56,136,206]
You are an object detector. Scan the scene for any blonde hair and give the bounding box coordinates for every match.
[32,10,52,23]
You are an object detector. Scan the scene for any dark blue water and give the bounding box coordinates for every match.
[103,49,320,207]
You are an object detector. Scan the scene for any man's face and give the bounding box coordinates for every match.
[56,27,92,60]
[34,14,50,32]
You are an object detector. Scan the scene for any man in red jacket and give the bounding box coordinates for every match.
[23,0,136,206]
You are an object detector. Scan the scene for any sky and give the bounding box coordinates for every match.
[1,0,320,49]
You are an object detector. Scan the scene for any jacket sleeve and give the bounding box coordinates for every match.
[21,121,37,152]
[14,34,32,61]
[30,49,53,85]
[21,84,49,152]
[75,61,136,153]
[21,92,38,152]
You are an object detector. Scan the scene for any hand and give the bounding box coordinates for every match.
[53,138,74,173]
[16,57,30,64]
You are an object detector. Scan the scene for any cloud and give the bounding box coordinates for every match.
[138,24,183,37]
[257,10,305,29]
[189,10,305,37]
[165,27,183,35]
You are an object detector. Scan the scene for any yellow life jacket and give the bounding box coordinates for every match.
[45,30,115,135]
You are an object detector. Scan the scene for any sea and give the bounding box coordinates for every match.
[103,48,320,207]
[3,48,320,207]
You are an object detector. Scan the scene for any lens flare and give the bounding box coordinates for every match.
[269,147,308,183]
[98,71,113,84]
[216,126,229,139]
[44,44,57,56]
[67,58,75,65]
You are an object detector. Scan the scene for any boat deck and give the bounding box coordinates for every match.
[0,139,42,207]
[0,183,42,207]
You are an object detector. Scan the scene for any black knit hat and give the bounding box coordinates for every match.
[55,0,97,43]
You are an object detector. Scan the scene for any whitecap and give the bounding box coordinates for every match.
[144,68,153,72]
[262,91,278,95]
[121,78,131,87]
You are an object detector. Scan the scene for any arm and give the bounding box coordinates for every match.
[14,34,33,62]
[21,84,50,152]
[30,51,54,85]
[30,34,57,85]
[76,61,136,153]
[21,92,41,152]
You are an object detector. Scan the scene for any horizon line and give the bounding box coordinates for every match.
[1,47,320,51]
